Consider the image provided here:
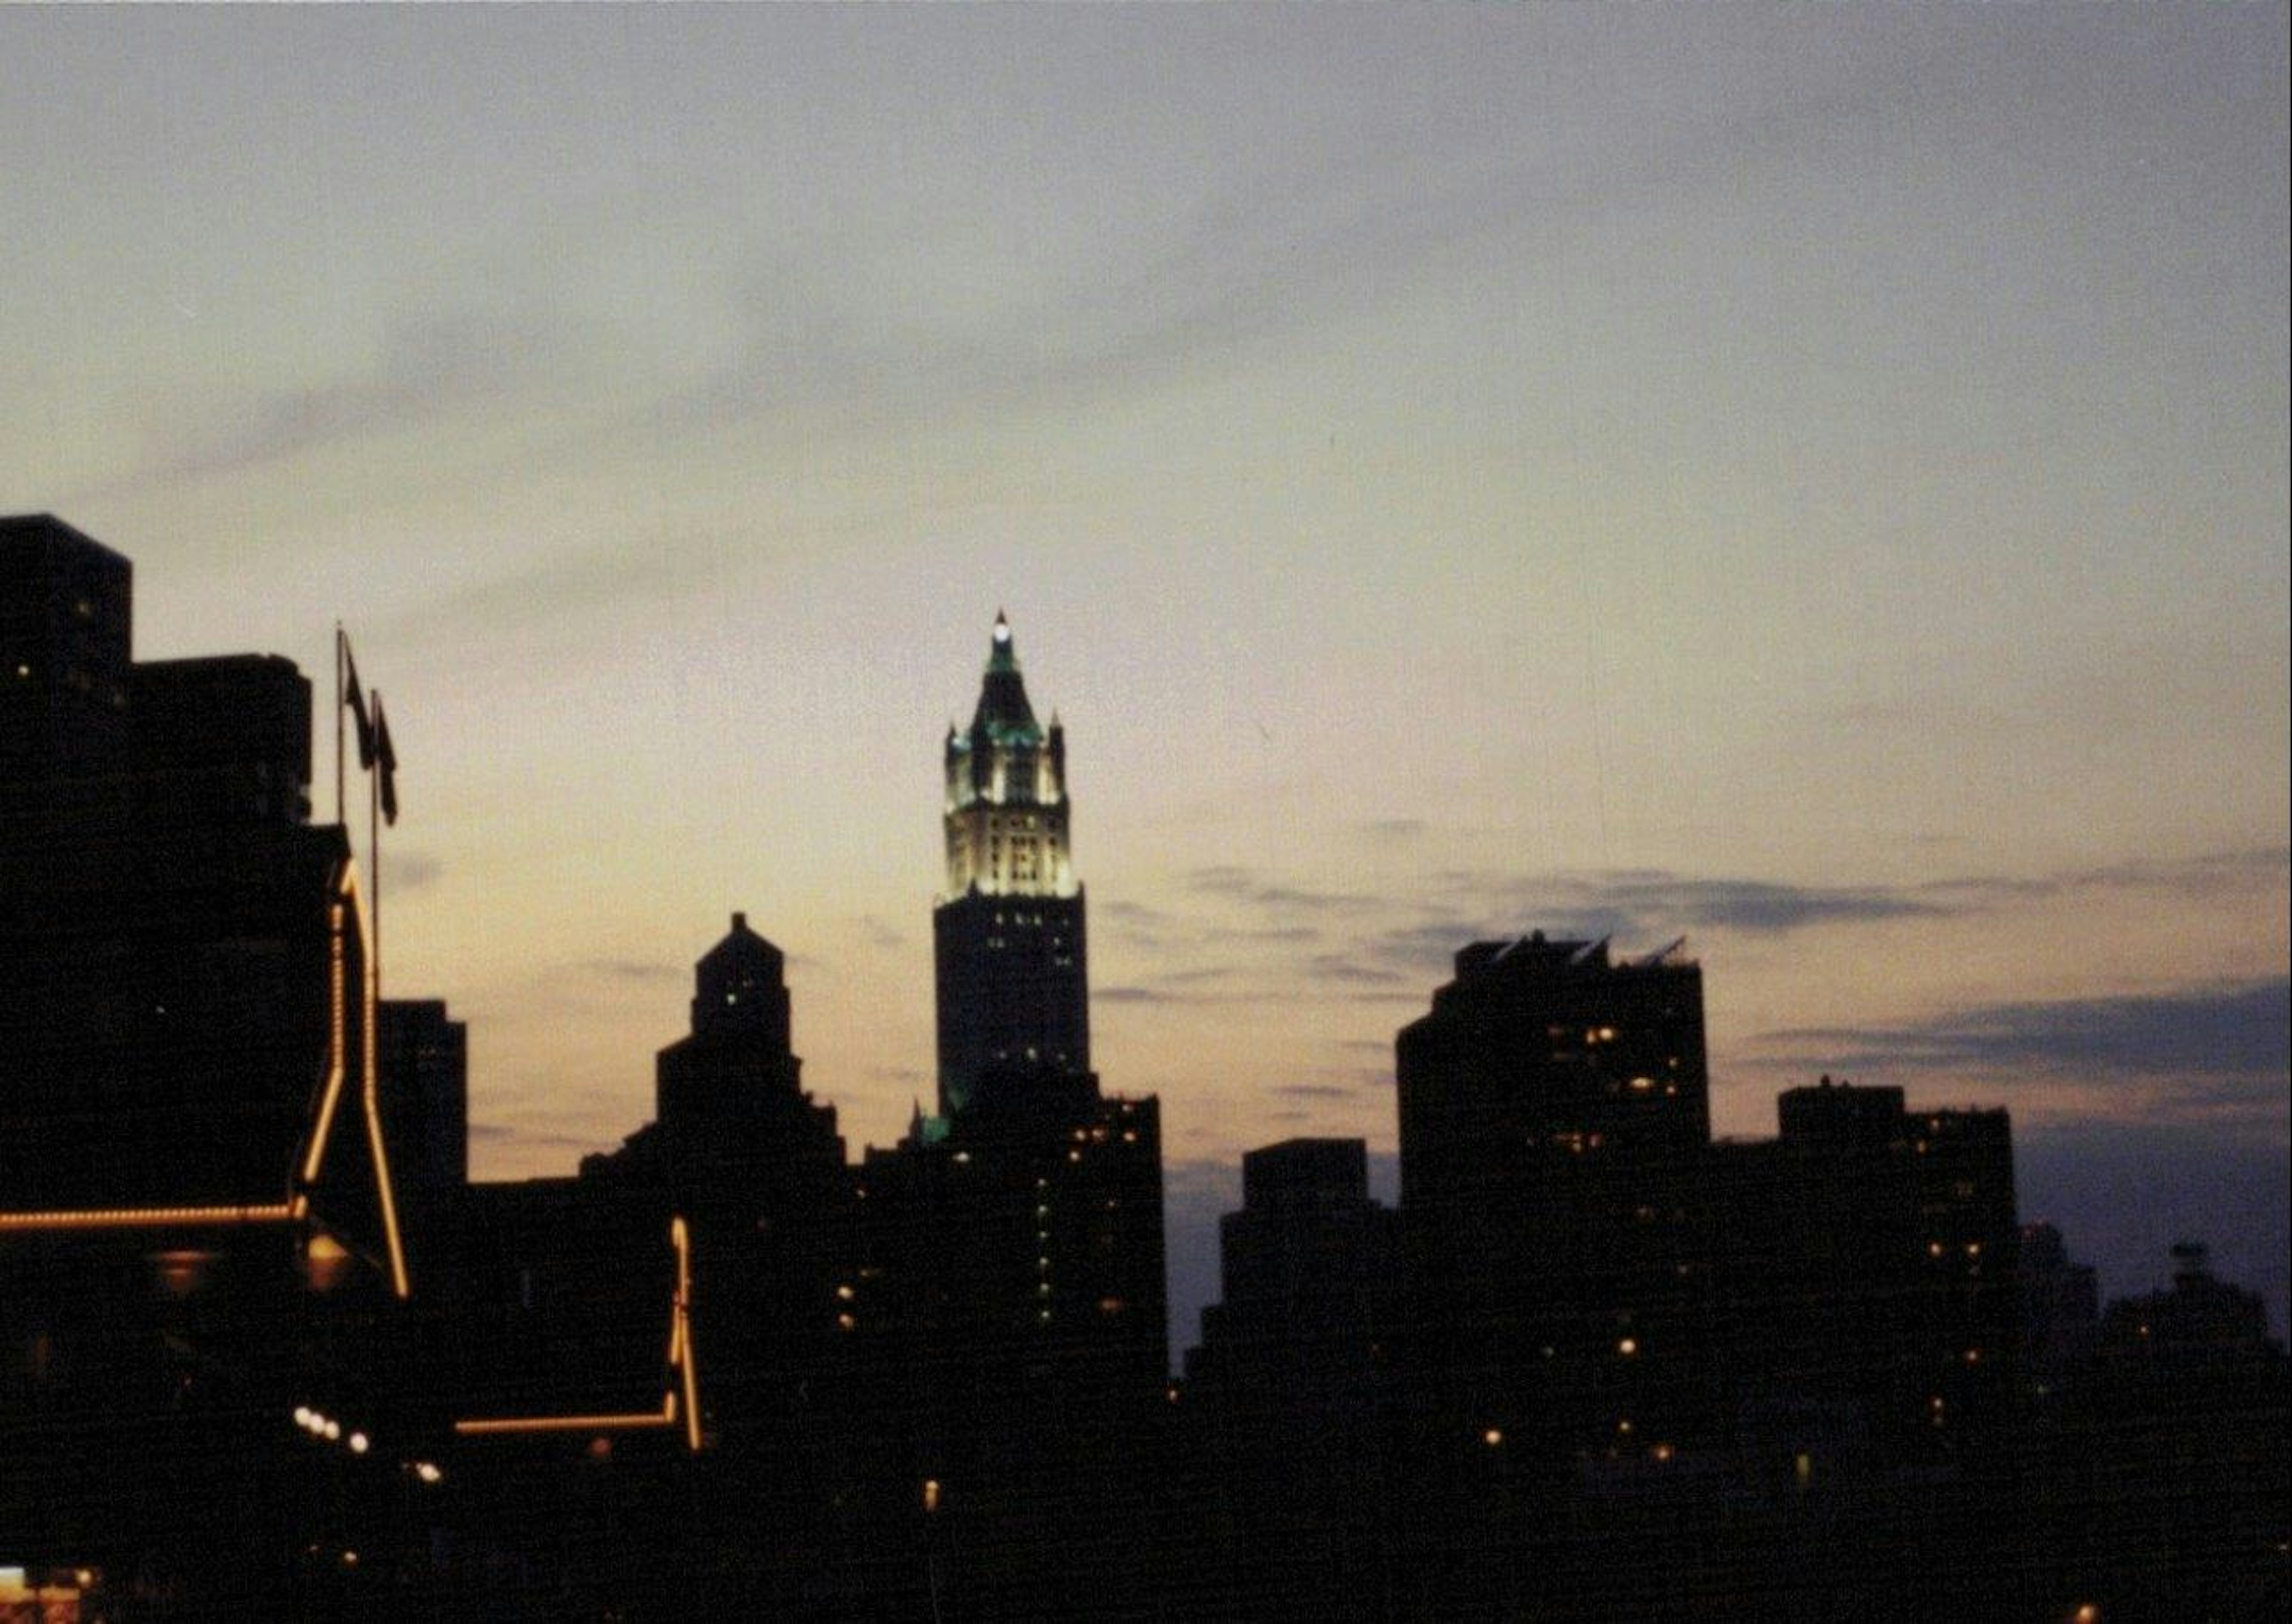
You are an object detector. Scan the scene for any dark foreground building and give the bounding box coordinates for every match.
[839,617,1175,1617]
[1395,933,1714,1472]
[1,515,436,1616]
[1389,934,2038,1619]
[1184,1138,1402,1619]
[438,914,898,1616]
[2027,1242,2291,1622]
[13,523,2276,1619]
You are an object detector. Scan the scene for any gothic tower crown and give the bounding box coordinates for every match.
[942,614,1075,899]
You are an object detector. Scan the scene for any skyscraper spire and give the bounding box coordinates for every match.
[933,614,1090,1118]
[944,614,1070,899]
[971,611,1037,742]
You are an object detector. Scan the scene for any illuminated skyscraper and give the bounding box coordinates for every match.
[933,612,1089,1118]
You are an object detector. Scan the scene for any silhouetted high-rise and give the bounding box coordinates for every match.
[933,612,1088,1118]
[1,516,421,1614]
[1395,933,1713,1462]
[1185,1138,1400,1618]
[1714,1077,2020,1460]
[584,915,850,1435]
[378,996,468,1274]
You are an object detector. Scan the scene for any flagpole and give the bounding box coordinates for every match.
[334,623,346,828]
[369,698,381,1003]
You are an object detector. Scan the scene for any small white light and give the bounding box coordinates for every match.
[347,1432,369,1454]
[322,1419,342,1441]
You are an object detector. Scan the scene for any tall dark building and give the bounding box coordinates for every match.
[832,615,1175,1615]
[1,514,134,911]
[645,913,837,1174]
[584,913,851,1447]
[444,916,871,1611]
[1185,1138,1401,1619]
[1718,1077,2021,1460]
[933,612,1088,1118]
[2020,1221,2100,1385]
[1,516,429,1614]
[1395,933,1713,1464]
[2030,1243,2290,1620]
[0,516,365,1213]
[378,997,469,1274]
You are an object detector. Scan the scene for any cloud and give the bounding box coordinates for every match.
[1756,978,2290,1124]
[1271,1084,1357,1101]
[578,959,683,986]
[467,1121,618,1155]
[1301,954,1409,988]
[1357,818,1427,843]
[1181,865,1376,913]
[1097,984,1182,1005]
[1918,846,2288,909]
[382,529,737,648]
[1101,899,1170,925]
[1153,861,1961,1009]
[86,309,560,499]
[1085,849,2291,1067]
[1428,870,1953,941]
[391,850,445,893]
[1188,864,1967,989]
[631,134,1508,453]
[1170,848,2292,1003]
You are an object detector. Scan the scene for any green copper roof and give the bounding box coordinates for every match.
[970,611,1042,745]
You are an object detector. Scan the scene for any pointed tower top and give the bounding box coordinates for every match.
[972,611,1038,741]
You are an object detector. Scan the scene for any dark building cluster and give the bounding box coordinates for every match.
[2,514,2284,1621]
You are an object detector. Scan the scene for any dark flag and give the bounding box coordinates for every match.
[374,692,399,827]
[343,636,378,769]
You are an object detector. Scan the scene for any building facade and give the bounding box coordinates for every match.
[933,612,1089,1118]
[1395,933,1715,1465]
[1185,1138,1401,1618]
[1,515,432,1615]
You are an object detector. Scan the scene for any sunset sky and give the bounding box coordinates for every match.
[4,5,2284,1340]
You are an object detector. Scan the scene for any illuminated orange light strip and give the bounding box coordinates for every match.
[457,1218,704,1452]
[454,1394,677,1437]
[671,1216,702,1452]
[4,868,416,1259]
[0,1204,294,1232]
[300,901,351,1188]
[341,864,411,1299]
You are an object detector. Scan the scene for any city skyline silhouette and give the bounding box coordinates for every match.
[4,511,2285,1617]
[1,8,2285,1614]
